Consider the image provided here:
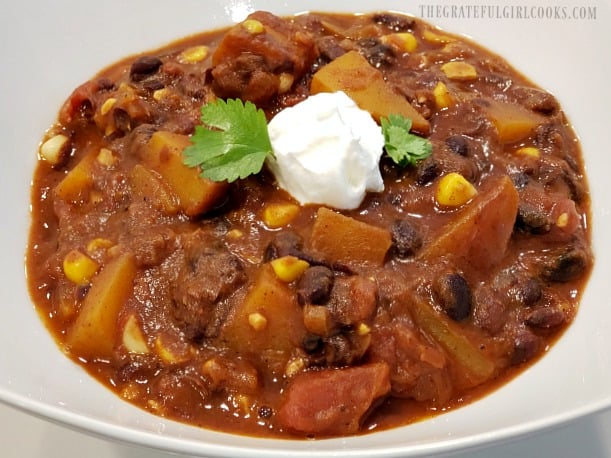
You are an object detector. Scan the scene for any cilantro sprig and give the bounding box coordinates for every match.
[183,98,432,183]
[183,99,273,183]
[381,114,432,167]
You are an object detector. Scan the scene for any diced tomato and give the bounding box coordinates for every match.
[277,363,390,436]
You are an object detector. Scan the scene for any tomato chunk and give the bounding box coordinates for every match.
[277,363,390,436]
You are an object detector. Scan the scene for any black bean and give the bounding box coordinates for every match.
[391,220,422,258]
[445,135,470,157]
[415,156,440,185]
[357,38,395,68]
[258,405,273,419]
[372,13,415,31]
[297,266,334,305]
[302,334,324,354]
[433,273,472,321]
[515,202,552,234]
[113,108,131,133]
[514,278,543,307]
[512,330,541,365]
[263,231,304,261]
[540,248,589,283]
[130,55,163,81]
[525,306,565,329]
[510,172,530,189]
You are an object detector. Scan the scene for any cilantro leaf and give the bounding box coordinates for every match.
[381,114,432,167]
[183,99,273,183]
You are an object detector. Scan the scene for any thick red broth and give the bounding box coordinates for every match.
[27,11,591,438]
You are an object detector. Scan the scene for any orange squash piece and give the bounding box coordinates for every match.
[129,164,180,214]
[484,100,544,143]
[141,131,229,216]
[310,207,392,266]
[66,253,137,360]
[311,50,430,135]
[222,265,306,365]
[54,152,97,203]
[419,175,519,272]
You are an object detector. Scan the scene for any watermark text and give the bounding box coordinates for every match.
[418,4,597,20]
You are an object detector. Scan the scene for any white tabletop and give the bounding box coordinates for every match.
[1,401,610,458]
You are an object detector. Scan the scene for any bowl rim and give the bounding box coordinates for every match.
[2,0,611,456]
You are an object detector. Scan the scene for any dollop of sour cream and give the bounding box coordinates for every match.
[267,91,384,210]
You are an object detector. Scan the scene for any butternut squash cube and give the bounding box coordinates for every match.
[484,100,544,143]
[311,51,430,135]
[54,152,96,202]
[141,131,229,216]
[129,164,180,214]
[409,294,495,386]
[310,207,392,266]
[420,175,519,272]
[66,253,137,360]
[223,265,305,361]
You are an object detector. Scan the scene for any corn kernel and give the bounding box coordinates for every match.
[556,212,570,228]
[381,32,418,52]
[154,335,190,364]
[271,255,310,282]
[233,394,251,414]
[178,45,209,64]
[86,237,114,254]
[201,358,221,379]
[97,147,117,167]
[433,81,454,109]
[357,323,371,336]
[435,172,478,207]
[285,357,305,377]
[63,249,99,285]
[248,312,268,331]
[100,97,117,116]
[441,61,478,81]
[104,124,117,137]
[242,19,265,34]
[39,134,69,165]
[226,229,244,240]
[147,400,162,413]
[121,383,141,401]
[423,29,456,45]
[278,73,295,94]
[122,315,149,354]
[515,146,541,159]
[152,88,169,101]
[262,202,300,228]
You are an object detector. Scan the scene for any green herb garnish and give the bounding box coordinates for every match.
[381,114,432,167]
[184,100,432,183]
[183,99,273,183]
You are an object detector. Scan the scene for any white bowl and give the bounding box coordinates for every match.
[1,0,610,456]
